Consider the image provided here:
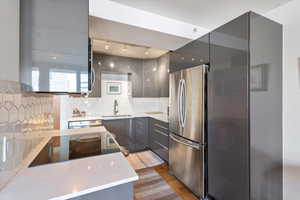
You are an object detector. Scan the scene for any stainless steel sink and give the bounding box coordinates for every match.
[102,115,132,118]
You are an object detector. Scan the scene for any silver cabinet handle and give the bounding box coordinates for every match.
[170,134,200,150]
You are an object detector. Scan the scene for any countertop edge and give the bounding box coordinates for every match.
[67,113,169,123]
[50,176,139,200]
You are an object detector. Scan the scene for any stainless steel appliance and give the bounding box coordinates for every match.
[169,65,206,197]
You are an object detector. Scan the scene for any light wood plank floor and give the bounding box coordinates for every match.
[127,150,164,170]
[153,164,198,200]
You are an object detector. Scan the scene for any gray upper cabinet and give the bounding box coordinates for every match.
[170,34,209,73]
[91,53,169,97]
[142,59,160,97]
[158,54,170,97]
[91,53,143,97]
[20,0,89,93]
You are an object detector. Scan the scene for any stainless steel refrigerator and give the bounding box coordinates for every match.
[169,65,206,197]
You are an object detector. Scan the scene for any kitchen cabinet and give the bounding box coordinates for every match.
[142,59,160,97]
[158,54,170,97]
[170,34,209,73]
[91,53,143,97]
[91,53,169,97]
[102,117,169,157]
[102,119,132,151]
[132,118,149,152]
[142,55,170,97]
[20,0,89,93]
[149,118,169,162]
[208,12,282,200]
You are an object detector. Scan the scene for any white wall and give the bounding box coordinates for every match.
[266,1,300,199]
[0,0,19,82]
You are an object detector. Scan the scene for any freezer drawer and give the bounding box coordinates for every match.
[169,134,204,197]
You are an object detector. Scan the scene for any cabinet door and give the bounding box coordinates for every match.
[102,119,130,150]
[208,13,249,200]
[134,118,149,152]
[128,63,143,97]
[170,34,209,73]
[20,0,89,93]
[158,54,170,97]
[143,59,160,97]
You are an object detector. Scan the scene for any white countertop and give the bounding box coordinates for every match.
[68,113,169,123]
[0,127,138,200]
[0,153,138,200]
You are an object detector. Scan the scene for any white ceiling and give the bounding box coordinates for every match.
[110,0,292,29]
[89,16,192,51]
[93,39,169,59]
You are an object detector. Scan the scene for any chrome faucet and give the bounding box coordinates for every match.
[113,99,119,116]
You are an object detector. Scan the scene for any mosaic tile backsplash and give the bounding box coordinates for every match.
[0,80,54,134]
[0,80,54,190]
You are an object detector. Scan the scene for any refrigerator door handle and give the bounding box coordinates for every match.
[177,79,182,127]
[181,79,187,127]
[170,134,200,150]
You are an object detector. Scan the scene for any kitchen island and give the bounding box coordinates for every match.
[0,127,138,200]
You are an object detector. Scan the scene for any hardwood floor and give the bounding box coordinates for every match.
[153,164,198,200]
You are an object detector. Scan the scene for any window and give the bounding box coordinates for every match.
[49,70,77,92]
[80,72,89,92]
[32,68,39,91]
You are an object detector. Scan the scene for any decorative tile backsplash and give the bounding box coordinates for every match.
[0,80,54,190]
[0,80,54,134]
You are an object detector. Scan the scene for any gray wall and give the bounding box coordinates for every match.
[0,0,19,82]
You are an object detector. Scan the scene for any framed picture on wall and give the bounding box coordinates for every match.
[250,64,269,91]
[106,82,122,95]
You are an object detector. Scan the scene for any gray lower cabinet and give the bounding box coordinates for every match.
[102,117,169,161]
[102,119,132,151]
[149,119,169,162]
[133,118,149,152]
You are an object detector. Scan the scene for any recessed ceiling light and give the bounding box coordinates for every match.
[192,58,195,61]
[152,67,157,72]
[51,56,57,60]
[98,61,101,65]
[110,62,114,68]
[105,45,110,50]
[145,51,149,55]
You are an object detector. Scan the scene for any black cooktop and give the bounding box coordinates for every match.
[29,132,120,167]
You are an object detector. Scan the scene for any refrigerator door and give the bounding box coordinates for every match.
[169,70,182,135]
[169,133,204,197]
[181,66,205,143]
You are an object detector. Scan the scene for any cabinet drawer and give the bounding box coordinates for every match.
[151,140,169,162]
[153,122,169,134]
[152,128,169,147]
